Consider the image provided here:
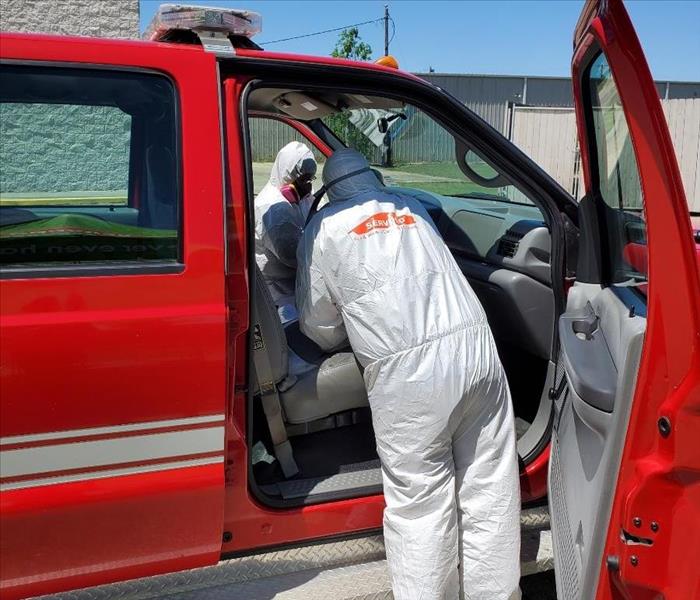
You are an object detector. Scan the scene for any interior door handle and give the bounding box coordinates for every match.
[559,304,617,413]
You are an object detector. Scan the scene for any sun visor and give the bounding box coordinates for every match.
[273,92,337,120]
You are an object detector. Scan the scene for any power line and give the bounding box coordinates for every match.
[259,18,382,46]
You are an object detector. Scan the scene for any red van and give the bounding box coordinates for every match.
[1,0,698,598]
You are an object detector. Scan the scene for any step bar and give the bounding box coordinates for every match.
[35,506,552,599]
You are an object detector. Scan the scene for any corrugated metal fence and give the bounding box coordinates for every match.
[390,108,453,163]
[248,76,700,210]
[507,107,580,198]
[249,118,326,162]
[507,99,700,209]
[663,98,700,206]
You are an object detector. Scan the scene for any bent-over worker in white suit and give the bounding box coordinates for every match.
[296,148,521,600]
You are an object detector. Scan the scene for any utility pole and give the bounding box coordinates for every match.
[384,5,389,56]
[383,5,392,168]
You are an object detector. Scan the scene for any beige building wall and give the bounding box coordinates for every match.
[0,0,139,38]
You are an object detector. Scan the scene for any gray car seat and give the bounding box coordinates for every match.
[252,266,368,426]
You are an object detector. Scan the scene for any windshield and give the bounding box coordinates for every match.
[321,103,533,205]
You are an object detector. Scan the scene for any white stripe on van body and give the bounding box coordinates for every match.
[0,414,225,446]
[0,426,225,478]
[0,456,224,491]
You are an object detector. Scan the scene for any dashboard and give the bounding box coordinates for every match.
[413,191,552,284]
[394,187,555,359]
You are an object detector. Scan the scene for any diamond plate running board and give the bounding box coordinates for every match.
[34,506,551,600]
[262,461,383,500]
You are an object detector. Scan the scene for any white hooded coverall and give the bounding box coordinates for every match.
[296,149,521,600]
[255,141,316,312]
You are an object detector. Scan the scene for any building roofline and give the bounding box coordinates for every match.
[414,72,700,86]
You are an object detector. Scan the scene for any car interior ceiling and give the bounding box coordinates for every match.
[247,87,556,505]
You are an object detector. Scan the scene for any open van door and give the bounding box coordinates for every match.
[550,1,700,599]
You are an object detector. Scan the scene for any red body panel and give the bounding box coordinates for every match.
[572,2,700,599]
[235,47,426,81]
[0,34,227,598]
[520,445,550,505]
[0,28,552,597]
[1,466,223,599]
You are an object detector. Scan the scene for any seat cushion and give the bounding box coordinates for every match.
[280,352,369,424]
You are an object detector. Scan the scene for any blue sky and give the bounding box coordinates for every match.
[139,1,700,81]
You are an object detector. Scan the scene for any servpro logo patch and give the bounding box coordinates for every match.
[349,211,417,237]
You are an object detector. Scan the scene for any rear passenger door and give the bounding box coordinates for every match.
[0,37,227,598]
[550,1,700,599]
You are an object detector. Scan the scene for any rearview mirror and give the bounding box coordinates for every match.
[377,112,407,134]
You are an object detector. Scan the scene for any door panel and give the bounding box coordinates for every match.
[552,1,700,599]
[0,36,227,599]
[551,284,645,599]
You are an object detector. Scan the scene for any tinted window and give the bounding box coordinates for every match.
[0,66,179,269]
[586,53,647,291]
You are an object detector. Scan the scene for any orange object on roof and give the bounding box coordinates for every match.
[374,55,399,69]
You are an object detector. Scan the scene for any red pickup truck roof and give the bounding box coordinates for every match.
[0,31,425,83]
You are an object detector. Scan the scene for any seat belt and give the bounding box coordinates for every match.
[251,324,300,479]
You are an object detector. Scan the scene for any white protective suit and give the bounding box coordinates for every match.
[255,141,316,314]
[296,149,521,600]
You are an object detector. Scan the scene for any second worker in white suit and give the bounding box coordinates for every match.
[255,141,317,321]
[296,149,521,600]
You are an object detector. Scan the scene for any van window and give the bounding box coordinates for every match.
[0,65,179,270]
[585,52,647,291]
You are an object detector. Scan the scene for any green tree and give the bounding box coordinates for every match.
[326,28,376,162]
[331,27,372,61]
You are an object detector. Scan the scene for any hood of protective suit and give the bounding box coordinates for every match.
[268,141,317,189]
[322,148,383,203]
